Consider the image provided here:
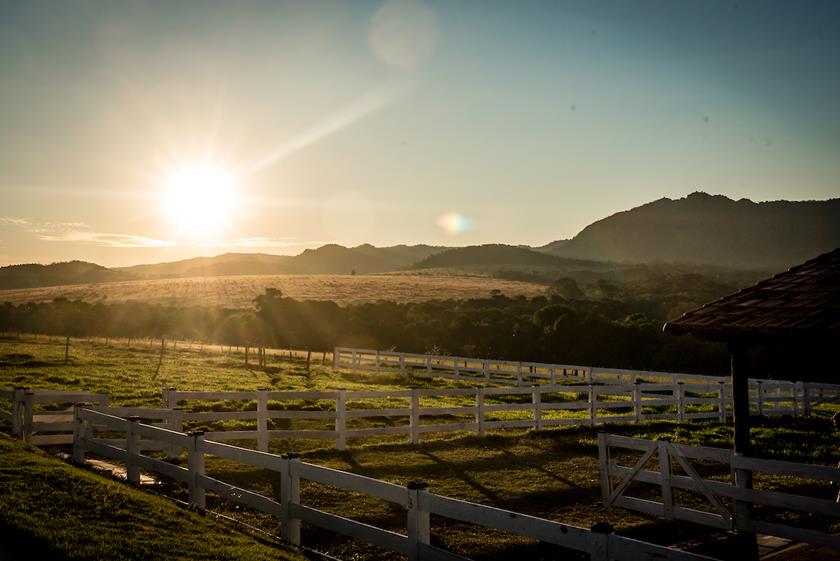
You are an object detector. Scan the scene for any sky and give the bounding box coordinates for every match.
[1,0,839,267]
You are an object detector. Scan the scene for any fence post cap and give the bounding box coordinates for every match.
[407,480,429,490]
[257,387,269,392]
[282,452,300,459]
[127,415,141,422]
[187,430,205,437]
[590,521,614,534]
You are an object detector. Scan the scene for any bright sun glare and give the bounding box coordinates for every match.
[161,164,237,235]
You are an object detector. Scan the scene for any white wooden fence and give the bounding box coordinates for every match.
[598,433,840,549]
[71,406,716,561]
[6,379,840,451]
[0,387,108,445]
[334,347,840,416]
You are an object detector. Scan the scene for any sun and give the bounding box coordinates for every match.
[160,163,237,235]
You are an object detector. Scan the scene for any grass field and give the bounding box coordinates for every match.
[1,336,838,561]
[0,435,305,561]
[0,272,547,307]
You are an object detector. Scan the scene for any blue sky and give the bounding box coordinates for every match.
[1,0,838,266]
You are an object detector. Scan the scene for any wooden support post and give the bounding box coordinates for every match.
[22,390,34,443]
[633,381,642,424]
[677,382,686,422]
[375,350,381,373]
[532,385,542,431]
[65,336,70,364]
[72,403,87,465]
[482,359,489,381]
[333,347,339,369]
[756,381,764,417]
[476,388,485,438]
[427,355,432,376]
[453,357,459,377]
[11,387,25,437]
[550,366,557,385]
[280,453,301,546]
[516,362,523,385]
[791,382,799,417]
[589,522,614,561]
[126,416,141,485]
[400,354,406,374]
[306,350,311,372]
[730,345,758,561]
[597,433,610,506]
[336,389,347,451]
[658,440,674,519]
[257,388,269,453]
[588,385,597,426]
[410,388,420,445]
[188,431,206,510]
[351,350,358,371]
[406,480,431,561]
[718,382,727,423]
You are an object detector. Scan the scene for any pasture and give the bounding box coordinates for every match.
[1,336,838,561]
[0,272,546,307]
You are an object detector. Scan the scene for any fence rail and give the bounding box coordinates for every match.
[70,406,715,561]
[598,433,840,549]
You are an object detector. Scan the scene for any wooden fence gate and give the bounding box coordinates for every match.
[598,434,840,549]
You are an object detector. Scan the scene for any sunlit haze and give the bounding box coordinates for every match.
[1,0,839,266]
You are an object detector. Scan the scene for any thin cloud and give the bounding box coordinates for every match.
[0,217,30,226]
[37,230,175,248]
[202,237,332,248]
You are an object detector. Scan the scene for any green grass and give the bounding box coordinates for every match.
[2,335,839,561]
[0,435,305,561]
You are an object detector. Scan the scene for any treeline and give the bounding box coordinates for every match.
[0,288,728,375]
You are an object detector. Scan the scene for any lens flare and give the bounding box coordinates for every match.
[436,212,473,235]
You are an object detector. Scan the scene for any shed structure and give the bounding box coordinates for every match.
[664,247,840,558]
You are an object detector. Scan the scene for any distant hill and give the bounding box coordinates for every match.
[538,192,840,270]
[411,244,577,269]
[118,244,449,278]
[0,261,134,290]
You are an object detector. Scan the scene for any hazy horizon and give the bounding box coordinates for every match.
[2,1,839,267]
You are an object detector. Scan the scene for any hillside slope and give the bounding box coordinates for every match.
[0,261,134,290]
[540,192,840,269]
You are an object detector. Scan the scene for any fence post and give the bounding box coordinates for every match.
[483,360,489,381]
[633,381,642,424]
[375,351,381,373]
[426,355,432,376]
[476,388,485,438]
[589,522,614,561]
[802,382,810,417]
[756,381,764,417]
[453,357,459,377]
[11,387,25,437]
[22,390,34,444]
[677,382,686,422]
[550,366,557,385]
[400,354,406,374]
[257,388,269,453]
[72,403,87,465]
[280,453,301,546]
[333,347,339,369]
[718,382,727,423]
[126,416,141,485]
[588,385,597,426]
[187,431,206,510]
[516,362,523,385]
[410,388,420,445]
[351,350,358,371]
[165,408,184,461]
[407,480,431,561]
[532,385,542,431]
[658,439,674,519]
[336,389,347,451]
[791,382,799,417]
[597,433,611,506]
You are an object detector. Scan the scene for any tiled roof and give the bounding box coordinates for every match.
[664,248,840,340]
